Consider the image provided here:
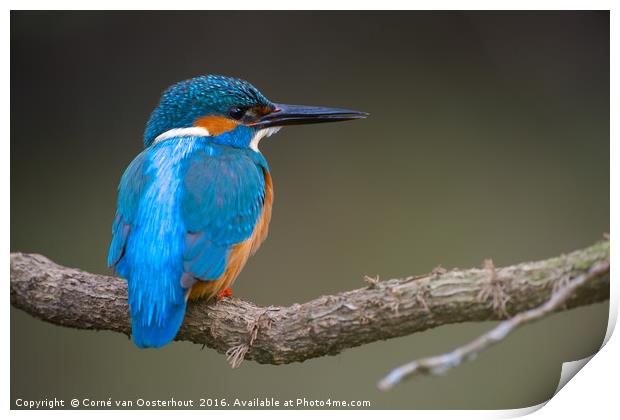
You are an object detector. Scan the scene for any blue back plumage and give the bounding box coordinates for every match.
[109,134,268,348]
[182,143,267,280]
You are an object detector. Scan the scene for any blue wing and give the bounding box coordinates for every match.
[108,150,150,270]
[181,147,268,281]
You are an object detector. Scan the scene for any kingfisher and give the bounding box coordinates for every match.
[107,75,367,348]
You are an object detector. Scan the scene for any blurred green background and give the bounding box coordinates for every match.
[11,11,609,409]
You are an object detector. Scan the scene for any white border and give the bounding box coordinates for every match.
[5,3,616,419]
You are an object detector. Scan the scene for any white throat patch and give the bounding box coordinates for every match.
[153,126,281,151]
[250,127,281,152]
[153,127,210,144]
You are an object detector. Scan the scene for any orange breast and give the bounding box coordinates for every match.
[188,169,273,301]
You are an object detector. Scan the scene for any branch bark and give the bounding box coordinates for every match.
[10,240,609,366]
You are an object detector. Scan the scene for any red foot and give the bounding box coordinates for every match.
[216,287,233,301]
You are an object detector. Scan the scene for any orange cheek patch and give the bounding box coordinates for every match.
[195,116,240,136]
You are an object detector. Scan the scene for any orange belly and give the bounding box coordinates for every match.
[188,169,273,301]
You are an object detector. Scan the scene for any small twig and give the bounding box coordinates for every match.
[477,259,511,318]
[378,260,610,391]
[363,274,380,289]
[225,344,249,368]
[416,285,432,315]
[432,265,447,276]
[225,306,278,368]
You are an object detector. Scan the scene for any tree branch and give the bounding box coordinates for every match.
[10,240,609,367]
[377,258,610,390]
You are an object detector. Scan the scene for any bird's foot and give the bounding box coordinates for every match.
[216,287,233,301]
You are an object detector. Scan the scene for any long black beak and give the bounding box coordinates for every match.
[251,103,368,129]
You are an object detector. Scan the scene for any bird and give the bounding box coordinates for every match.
[108,75,367,348]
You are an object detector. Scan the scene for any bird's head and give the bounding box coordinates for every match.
[144,75,367,150]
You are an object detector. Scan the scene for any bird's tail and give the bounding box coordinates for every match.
[118,255,188,349]
[130,300,187,349]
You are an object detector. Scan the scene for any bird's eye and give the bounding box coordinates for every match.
[228,106,246,120]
